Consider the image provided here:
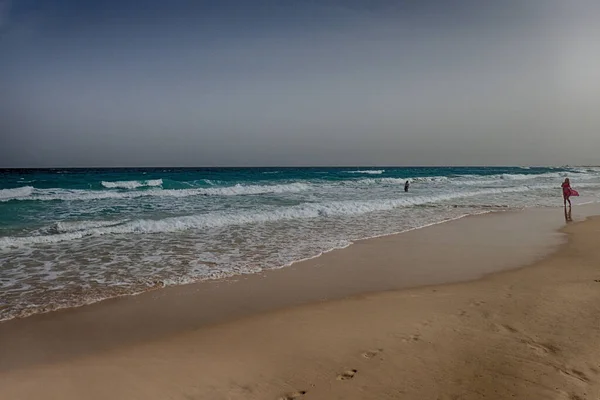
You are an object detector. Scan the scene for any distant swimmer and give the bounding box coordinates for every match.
[404,180,410,192]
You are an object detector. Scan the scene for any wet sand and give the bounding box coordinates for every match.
[1,205,600,399]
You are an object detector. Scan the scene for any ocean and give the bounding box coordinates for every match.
[1,166,599,321]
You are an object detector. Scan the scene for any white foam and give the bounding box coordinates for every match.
[412,176,450,183]
[0,186,34,200]
[0,209,495,322]
[199,182,309,196]
[0,182,311,202]
[53,220,126,233]
[354,177,446,185]
[350,177,402,185]
[101,179,163,189]
[500,172,569,180]
[0,185,551,249]
[355,172,588,187]
[455,178,503,186]
[567,167,600,174]
[352,171,593,187]
[573,182,600,188]
[345,170,385,174]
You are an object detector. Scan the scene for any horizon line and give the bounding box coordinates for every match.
[0,165,586,170]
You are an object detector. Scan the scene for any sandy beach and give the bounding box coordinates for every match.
[1,205,600,399]
[4,1,600,398]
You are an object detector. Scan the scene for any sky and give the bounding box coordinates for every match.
[1,0,599,167]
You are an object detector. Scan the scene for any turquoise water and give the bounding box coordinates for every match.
[1,166,600,320]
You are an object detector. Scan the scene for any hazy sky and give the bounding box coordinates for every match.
[1,0,599,167]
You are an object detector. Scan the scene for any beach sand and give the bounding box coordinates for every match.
[1,205,600,399]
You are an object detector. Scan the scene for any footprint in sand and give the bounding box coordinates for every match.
[557,367,589,384]
[362,349,383,359]
[337,369,358,381]
[493,323,519,334]
[469,300,486,307]
[401,334,421,343]
[278,390,307,400]
[523,340,560,356]
[594,279,600,283]
[556,390,585,400]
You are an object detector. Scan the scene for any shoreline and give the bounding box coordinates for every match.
[0,207,563,324]
[0,206,599,398]
[0,209,488,323]
[2,204,598,373]
[2,165,598,325]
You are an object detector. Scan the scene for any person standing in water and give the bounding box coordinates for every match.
[404,180,410,192]
[562,178,574,207]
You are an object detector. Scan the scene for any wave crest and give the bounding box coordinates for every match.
[101,179,163,189]
[345,170,385,175]
[0,185,549,249]
[0,182,310,202]
[0,186,35,200]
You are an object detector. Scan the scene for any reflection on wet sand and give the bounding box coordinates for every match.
[564,205,573,222]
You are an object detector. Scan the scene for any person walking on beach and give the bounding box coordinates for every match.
[561,178,578,207]
[404,180,410,192]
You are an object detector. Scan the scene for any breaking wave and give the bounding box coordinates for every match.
[0,182,311,202]
[0,185,549,249]
[0,186,35,200]
[345,170,385,174]
[101,179,163,189]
